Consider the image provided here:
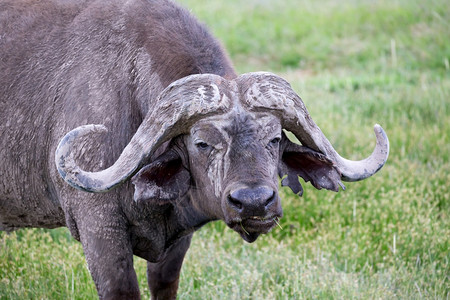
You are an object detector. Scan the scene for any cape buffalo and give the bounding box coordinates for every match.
[0,0,389,298]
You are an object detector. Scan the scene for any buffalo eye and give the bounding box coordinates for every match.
[269,137,281,146]
[195,141,209,150]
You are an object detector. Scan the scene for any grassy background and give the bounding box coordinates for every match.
[1,0,448,298]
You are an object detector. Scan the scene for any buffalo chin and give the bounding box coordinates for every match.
[230,219,276,243]
[239,231,261,243]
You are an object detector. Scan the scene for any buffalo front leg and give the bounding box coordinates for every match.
[147,234,193,300]
[73,201,141,299]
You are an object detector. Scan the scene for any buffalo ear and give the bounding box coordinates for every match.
[131,150,190,204]
[278,138,344,196]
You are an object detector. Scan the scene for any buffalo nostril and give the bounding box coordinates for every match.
[264,192,276,208]
[228,195,243,210]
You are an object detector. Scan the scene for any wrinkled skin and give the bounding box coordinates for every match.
[186,112,283,242]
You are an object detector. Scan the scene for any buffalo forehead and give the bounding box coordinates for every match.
[190,112,281,144]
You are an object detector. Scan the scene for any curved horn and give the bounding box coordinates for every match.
[237,72,389,182]
[55,74,233,192]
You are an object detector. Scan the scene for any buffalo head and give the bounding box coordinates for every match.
[55,72,389,242]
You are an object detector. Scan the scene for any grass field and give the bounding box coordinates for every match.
[1,0,449,299]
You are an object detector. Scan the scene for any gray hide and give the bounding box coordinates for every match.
[0,0,389,299]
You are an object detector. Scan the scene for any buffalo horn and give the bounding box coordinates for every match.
[237,72,389,182]
[55,74,233,192]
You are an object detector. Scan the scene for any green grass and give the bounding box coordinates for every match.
[1,0,449,298]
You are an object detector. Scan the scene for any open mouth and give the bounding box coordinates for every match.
[229,216,280,243]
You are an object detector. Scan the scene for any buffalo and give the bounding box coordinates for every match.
[0,0,389,299]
